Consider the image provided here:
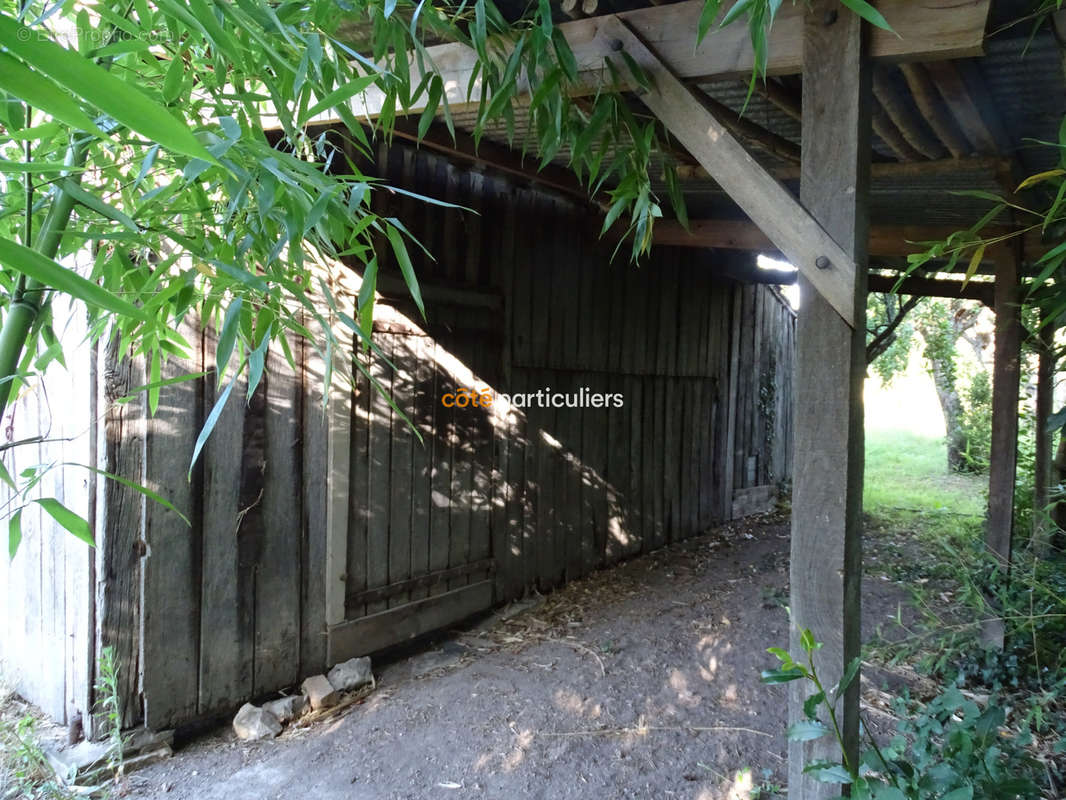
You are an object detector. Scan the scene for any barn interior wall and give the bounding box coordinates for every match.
[84,139,795,731]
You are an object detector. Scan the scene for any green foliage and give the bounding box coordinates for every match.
[0,712,74,800]
[763,633,1045,798]
[93,646,124,784]
[867,293,917,385]
[957,370,992,474]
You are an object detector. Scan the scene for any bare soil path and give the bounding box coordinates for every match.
[125,514,908,800]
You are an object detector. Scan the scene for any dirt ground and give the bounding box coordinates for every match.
[121,514,912,800]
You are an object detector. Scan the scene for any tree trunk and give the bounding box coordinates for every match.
[928,354,966,472]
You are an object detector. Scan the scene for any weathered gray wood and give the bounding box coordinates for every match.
[198,338,252,717]
[327,580,494,664]
[347,351,372,619]
[429,341,453,597]
[732,485,777,519]
[142,322,202,728]
[789,4,870,795]
[300,318,330,675]
[255,335,303,693]
[606,15,858,326]
[388,334,415,608]
[367,335,393,613]
[409,335,435,600]
[346,559,495,607]
[983,248,1022,646]
[99,339,146,728]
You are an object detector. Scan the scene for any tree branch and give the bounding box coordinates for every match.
[867,294,921,366]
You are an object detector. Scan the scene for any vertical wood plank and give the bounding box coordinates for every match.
[410,336,435,600]
[255,334,303,693]
[142,322,202,728]
[99,340,145,727]
[388,335,414,608]
[366,335,393,614]
[198,338,251,717]
[429,341,453,597]
[790,4,870,794]
[301,318,329,675]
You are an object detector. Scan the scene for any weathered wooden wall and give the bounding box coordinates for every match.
[94,321,333,731]
[5,140,795,731]
[329,141,796,659]
[0,295,94,727]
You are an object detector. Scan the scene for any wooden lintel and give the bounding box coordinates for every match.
[867,273,994,306]
[652,218,1031,262]
[271,0,990,128]
[679,154,1009,185]
[603,15,858,326]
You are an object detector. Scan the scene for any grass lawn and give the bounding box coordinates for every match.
[864,427,986,518]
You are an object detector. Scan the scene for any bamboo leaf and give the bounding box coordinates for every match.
[246,326,271,402]
[35,497,94,547]
[8,508,22,559]
[0,237,151,322]
[189,370,238,475]
[216,297,243,384]
[839,0,896,33]
[697,0,722,46]
[0,12,216,162]
[961,243,986,289]
[1016,168,1065,192]
[0,52,104,136]
[60,179,139,231]
[387,225,425,318]
[299,74,380,125]
[67,462,191,525]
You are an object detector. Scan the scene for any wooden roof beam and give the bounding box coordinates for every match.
[868,273,994,306]
[653,218,1031,259]
[924,60,1011,155]
[899,63,973,158]
[872,67,947,160]
[600,15,860,325]
[272,0,990,128]
[675,154,1009,184]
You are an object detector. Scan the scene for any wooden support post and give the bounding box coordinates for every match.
[1032,315,1054,556]
[983,246,1022,646]
[790,2,869,794]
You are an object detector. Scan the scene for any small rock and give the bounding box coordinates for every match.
[263,694,307,724]
[232,703,282,741]
[328,657,373,692]
[302,674,340,710]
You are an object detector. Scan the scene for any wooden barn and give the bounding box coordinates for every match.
[1,0,1060,793]
[0,138,798,732]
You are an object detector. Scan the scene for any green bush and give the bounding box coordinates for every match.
[763,633,1046,798]
[958,371,993,474]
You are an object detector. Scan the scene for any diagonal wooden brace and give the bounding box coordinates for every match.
[600,15,860,328]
